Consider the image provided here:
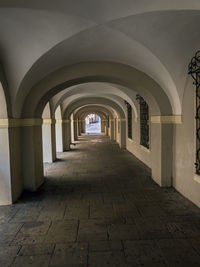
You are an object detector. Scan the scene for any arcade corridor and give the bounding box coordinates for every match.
[1,135,200,266]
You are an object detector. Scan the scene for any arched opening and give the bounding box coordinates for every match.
[85,114,101,134]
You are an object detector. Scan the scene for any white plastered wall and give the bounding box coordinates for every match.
[173,76,200,207]
[126,101,151,168]
[125,97,173,187]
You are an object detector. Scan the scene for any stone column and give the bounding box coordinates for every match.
[71,115,75,143]
[120,119,126,149]
[0,126,13,205]
[151,118,173,187]
[110,119,115,140]
[56,119,64,152]
[74,119,78,140]
[78,120,82,136]
[114,118,117,140]
[82,119,85,134]
[105,119,109,136]
[42,119,56,162]
[51,122,57,160]
[0,120,22,205]
[101,119,105,133]
[21,119,44,191]
[62,120,71,151]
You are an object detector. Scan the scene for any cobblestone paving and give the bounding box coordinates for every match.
[1,135,200,266]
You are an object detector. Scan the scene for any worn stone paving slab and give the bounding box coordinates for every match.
[123,191,148,202]
[189,238,200,255]
[19,221,51,235]
[0,222,22,236]
[49,242,88,266]
[0,206,19,223]
[135,202,167,217]
[63,193,83,206]
[44,232,77,243]
[0,234,16,246]
[88,251,129,267]
[0,135,200,266]
[78,219,108,241]
[10,207,41,222]
[65,205,89,219]
[89,241,123,252]
[134,217,172,239]
[19,243,55,256]
[44,220,78,243]
[89,204,115,219]
[82,192,104,204]
[123,240,166,266]
[103,192,125,204]
[48,220,78,234]
[0,246,20,267]
[11,233,46,246]
[114,202,141,217]
[12,255,51,267]
[161,201,195,216]
[38,206,65,221]
[108,223,140,241]
[157,239,200,267]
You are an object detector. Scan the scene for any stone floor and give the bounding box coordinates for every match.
[1,135,200,266]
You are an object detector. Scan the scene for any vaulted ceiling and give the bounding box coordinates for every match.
[0,0,199,117]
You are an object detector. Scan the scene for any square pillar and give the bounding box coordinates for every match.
[42,119,56,162]
[151,118,173,187]
[62,120,71,151]
[0,120,23,205]
[74,119,78,140]
[56,119,64,152]
[21,120,44,191]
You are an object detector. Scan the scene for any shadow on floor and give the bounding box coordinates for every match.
[1,135,200,266]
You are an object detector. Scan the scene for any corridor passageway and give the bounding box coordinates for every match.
[1,135,200,266]
[1,1,200,266]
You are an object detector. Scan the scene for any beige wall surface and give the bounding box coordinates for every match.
[173,77,200,207]
[127,139,151,168]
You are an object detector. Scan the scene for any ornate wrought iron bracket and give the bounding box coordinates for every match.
[188,51,200,174]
